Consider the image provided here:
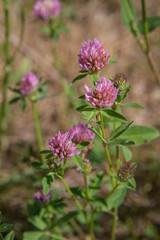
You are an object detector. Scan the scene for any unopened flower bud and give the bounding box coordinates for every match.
[83,158,91,173]
[118,161,136,182]
[113,73,127,91]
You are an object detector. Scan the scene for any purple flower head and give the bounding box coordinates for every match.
[33,189,52,202]
[78,38,110,73]
[85,77,119,108]
[33,0,61,20]
[49,131,80,160]
[70,123,95,145]
[20,72,39,96]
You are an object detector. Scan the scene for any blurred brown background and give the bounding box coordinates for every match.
[0,0,160,239]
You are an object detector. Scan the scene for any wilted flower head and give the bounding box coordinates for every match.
[33,0,61,20]
[78,38,110,73]
[118,161,136,182]
[70,123,95,144]
[20,72,39,96]
[49,131,80,160]
[113,73,127,91]
[85,77,119,108]
[33,189,52,202]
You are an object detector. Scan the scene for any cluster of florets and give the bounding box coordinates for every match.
[78,38,110,73]
[118,161,136,182]
[49,131,80,160]
[33,0,61,20]
[85,77,119,108]
[113,73,127,91]
[20,72,39,96]
[33,189,52,202]
[70,123,95,144]
[49,123,95,160]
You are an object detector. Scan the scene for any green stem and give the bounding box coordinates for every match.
[123,0,146,52]
[141,0,149,53]
[124,0,160,85]
[70,218,87,240]
[111,122,119,240]
[105,184,118,201]
[0,0,10,171]
[31,101,44,161]
[99,111,114,186]
[61,177,83,211]
[48,19,71,98]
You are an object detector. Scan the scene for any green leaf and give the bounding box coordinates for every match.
[54,211,78,227]
[76,142,90,150]
[40,150,52,154]
[109,121,134,141]
[29,216,47,230]
[103,109,127,122]
[72,74,88,84]
[120,103,144,109]
[88,124,106,143]
[73,155,84,171]
[107,187,127,209]
[23,231,44,240]
[20,98,26,111]
[91,195,108,211]
[120,125,160,145]
[9,96,20,104]
[4,231,15,240]
[89,172,104,194]
[70,187,85,198]
[121,146,132,162]
[42,175,54,195]
[89,74,99,83]
[108,139,135,146]
[128,178,136,189]
[87,110,96,122]
[121,0,136,30]
[138,16,160,34]
[0,233,3,240]
[109,55,117,64]
[76,104,89,112]
[0,212,2,224]
[100,110,112,120]
[79,94,85,99]
[0,224,12,233]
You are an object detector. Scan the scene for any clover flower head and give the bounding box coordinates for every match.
[118,161,136,182]
[33,189,52,202]
[49,131,80,160]
[70,123,95,144]
[20,72,39,96]
[85,77,119,108]
[33,0,61,20]
[113,73,127,91]
[78,38,110,73]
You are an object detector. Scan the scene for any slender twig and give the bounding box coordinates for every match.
[124,0,160,85]
[0,0,10,171]
[61,177,83,211]
[70,218,87,240]
[99,111,115,186]
[111,122,119,240]
[31,100,44,161]
[141,0,149,53]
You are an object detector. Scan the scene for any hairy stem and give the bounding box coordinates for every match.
[0,0,10,171]
[141,0,149,53]
[31,101,44,161]
[99,111,115,186]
